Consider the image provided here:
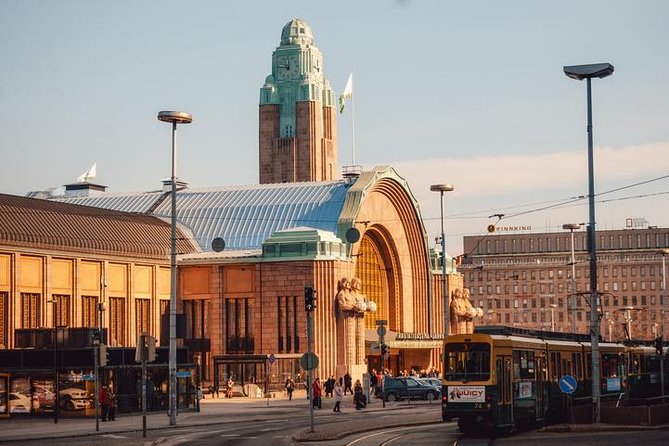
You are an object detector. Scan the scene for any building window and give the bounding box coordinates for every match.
[52,294,70,327]
[136,298,151,336]
[82,296,98,328]
[0,292,7,348]
[225,298,254,354]
[110,297,126,346]
[184,299,207,339]
[21,293,40,329]
[277,295,299,353]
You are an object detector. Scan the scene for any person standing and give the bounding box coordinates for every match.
[99,385,109,422]
[226,377,234,399]
[324,375,335,398]
[107,387,117,421]
[195,386,203,412]
[284,377,295,401]
[312,378,322,409]
[332,378,343,413]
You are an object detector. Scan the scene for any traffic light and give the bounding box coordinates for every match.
[655,336,663,357]
[304,287,316,312]
[146,335,157,362]
[99,343,108,367]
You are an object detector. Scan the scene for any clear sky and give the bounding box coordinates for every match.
[2,1,668,255]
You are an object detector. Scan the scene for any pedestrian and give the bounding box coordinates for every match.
[99,385,109,421]
[369,370,378,396]
[312,378,322,409]
[226,377,234,399]
[108,387,117,421]
[332,378,343,413]
[285,376,295,401]
[324,375,335,398]
[195,386,203,412]
[353,379,366,410]
[344,372,352,395]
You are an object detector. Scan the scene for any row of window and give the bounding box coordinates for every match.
[0,291,170,348]
[470,265,662,283]
[476,232,669,255]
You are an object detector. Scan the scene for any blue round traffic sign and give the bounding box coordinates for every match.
[559,375,577,394]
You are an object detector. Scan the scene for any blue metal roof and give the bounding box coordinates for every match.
[55,182,350,251]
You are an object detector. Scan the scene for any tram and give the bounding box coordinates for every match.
[441,326,628,432]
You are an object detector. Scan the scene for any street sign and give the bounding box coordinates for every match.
[376,325,387,337]
[559,375,577,394]
[300,352,319,371]
[370,342,380,354]
[269,353,276,365]
[176,371,191,378]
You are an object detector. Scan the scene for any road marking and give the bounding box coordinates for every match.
[102,434,128,439]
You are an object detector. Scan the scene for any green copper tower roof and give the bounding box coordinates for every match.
[260,18,335,138]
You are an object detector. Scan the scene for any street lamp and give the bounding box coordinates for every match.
[563,62,614,424]
[563,223,581,333]
[658,248,668,401]
[549,304,557,331]
[659,249,669,338]
[157,110,192,426]
[47,299,60,424]
[430,183,454,371]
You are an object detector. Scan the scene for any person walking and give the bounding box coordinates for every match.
[332,378,343,413]
[344,372,353,395]
[285,376,295,401]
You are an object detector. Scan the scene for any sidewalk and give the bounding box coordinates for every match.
[0,390,439,443]
[0,391,305,444]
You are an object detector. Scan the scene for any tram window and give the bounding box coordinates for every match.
[550,352,561,380]
[601,355,621,378]
[572,352,583,379]
[630,354,641,374]
[513,350,535,380]
[445,342,491,382]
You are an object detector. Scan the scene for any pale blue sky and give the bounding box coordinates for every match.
[1,1,668,254]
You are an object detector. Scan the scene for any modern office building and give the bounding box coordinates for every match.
[461,226,669,340]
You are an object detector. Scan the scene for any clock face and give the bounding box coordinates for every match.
[276,55,299,80]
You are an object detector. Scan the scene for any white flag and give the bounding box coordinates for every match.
[339,73,353,114]
[77,162,97,182]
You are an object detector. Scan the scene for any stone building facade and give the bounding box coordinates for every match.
[462,227,669,340]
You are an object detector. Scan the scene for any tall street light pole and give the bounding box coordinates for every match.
[563,223,580,333]
[157,110,192,426]
[430,183,454,373]
[564,62,614,424]
[658,248,668,401]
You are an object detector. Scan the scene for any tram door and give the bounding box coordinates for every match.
[536,354,547,421]
[495,356,513,427]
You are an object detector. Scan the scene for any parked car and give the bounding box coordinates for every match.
[59,387,88,410]
[9,392,31,413]
[382,376,440,402]
[417,377,442,389]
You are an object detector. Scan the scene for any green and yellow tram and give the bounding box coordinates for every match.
[441,326,626,432]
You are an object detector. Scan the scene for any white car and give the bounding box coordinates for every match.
[59,387,88,410]
[9,392,31,413]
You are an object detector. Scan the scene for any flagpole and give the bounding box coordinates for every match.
[351,87,356,166]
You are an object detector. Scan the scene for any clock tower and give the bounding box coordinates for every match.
[259,19,338,184]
